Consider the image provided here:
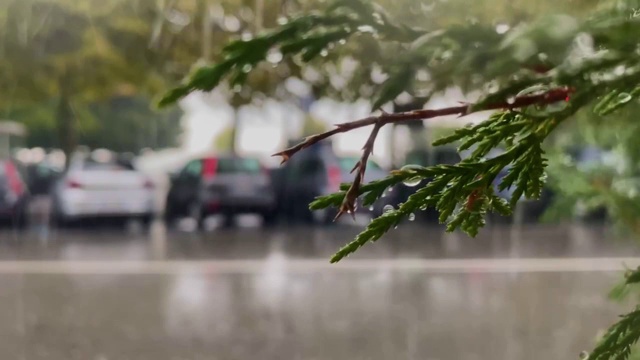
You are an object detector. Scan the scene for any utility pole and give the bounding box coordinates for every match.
[255,0,264,32]
[390,100,427,168]
[201,0,212,62]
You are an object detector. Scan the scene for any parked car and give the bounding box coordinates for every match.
[0,159,29,227]
[382,147,461,222]
[271,142,341,224]
[51,152,155,225]
[23,161,63,196]
[164,154,276,228]
[488,148,555,224]
[567,145,611,222]
[271,141,388,224]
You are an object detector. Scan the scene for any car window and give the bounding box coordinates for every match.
[406,151,430,166]
[181,160,202,178]
[433,149,461,165]
[288,157,325,180]
[300,158,324,175]
[83,160,134,171]
[216,158,261,174]
[338,157,382,172]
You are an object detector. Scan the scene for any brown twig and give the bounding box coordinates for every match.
[272,86,573,220]
[335,120,383,220]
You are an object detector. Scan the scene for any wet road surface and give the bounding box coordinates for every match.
[0,220,638,359]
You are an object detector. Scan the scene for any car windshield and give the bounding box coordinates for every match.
[82,160,135,171]
[216,158,261,174]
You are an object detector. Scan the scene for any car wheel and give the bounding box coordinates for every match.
[50,200,70,228]
[139,213,154,227]
[188,202,205,230]
[261,210,278,227]
[10,208,28,230]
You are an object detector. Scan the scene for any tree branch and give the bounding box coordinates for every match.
[273,86,573,219]
[335,120,383,220]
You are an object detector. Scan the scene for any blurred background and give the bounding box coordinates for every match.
[1,0,640,359]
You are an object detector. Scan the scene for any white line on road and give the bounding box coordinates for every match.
[0,258,635,274]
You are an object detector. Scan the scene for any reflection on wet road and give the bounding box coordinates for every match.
[0,222,638,359]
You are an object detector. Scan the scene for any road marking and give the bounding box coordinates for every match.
[0,258,635,274]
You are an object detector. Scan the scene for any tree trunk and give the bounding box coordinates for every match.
[229,108,238,155]
[390,100,428,168]
[56,93,76,167]
[201,0,212,62]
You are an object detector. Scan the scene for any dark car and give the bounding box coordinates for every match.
[270,140,389,224]
[383,147,461,222]
[271,141,342,224]
[0,159,29,227]
[488,148,555,224]
[23,162,63,196]
[164,155,276,228]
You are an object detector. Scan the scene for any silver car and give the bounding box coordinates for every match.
[164,155,276,228]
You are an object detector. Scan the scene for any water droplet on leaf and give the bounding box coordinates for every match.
[338,39,347,45]
[618,92,632,104]
[579,351,589,360]
[507,97,515,104]
[241,64,252,73]
[400,164,423,187]
[495,23,510,34]
[357,25,375,33]
[485,81,499,94]
[408,213,416,221]
[538,53,548,61]
[233,84,242,93]
[277,16,288,25]
[369,205,374,211]
[614,65,626,76]
[383,205,394,213]
[320,49,329,57]
[266,50,283,64]
[421,2,435,12]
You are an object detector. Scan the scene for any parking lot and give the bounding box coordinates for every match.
[0,219,636,360]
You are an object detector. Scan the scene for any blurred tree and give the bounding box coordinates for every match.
[7,96,181,152]
[84,96,182,152]
[0,0,140,156]
[213,125,235,152]
[301,113,328,136]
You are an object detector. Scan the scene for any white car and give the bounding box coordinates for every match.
[51,153,155,225]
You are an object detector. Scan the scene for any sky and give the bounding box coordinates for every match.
[179,87,494,168]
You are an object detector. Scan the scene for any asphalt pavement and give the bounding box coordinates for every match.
[0,217,638,359]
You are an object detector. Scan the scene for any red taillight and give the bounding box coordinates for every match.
[202,158,218,180]
[143,179,154,189]
[328,165,341,191]
[4,162,23,195]
[67,179,83,189]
